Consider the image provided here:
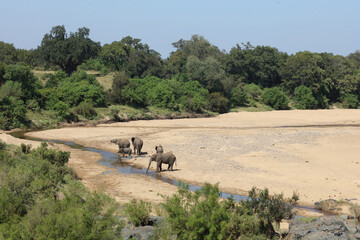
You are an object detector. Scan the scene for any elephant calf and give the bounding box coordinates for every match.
[146,152,176,173]
[118,147,132,157]
[155,144,163,154]
[111,138,130,153]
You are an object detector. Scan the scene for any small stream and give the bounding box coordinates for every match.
[11,131,324,215]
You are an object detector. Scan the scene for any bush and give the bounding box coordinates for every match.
[342,94,359,109]
[207,92,229,113]
[243,83,262,101]
[230,87,248,107]
[0,140,6,151]
[73,102,98,119]
[107,71,129,104]
[124,199,152,226]
[262,87,289,110]
[293,85,317,109]
[52,101,70,120]
[159,183,282,239]
[0,96,28,130]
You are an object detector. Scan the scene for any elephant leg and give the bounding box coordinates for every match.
[156,161,161,172]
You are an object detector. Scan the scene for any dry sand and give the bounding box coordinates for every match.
[2,109,360,214]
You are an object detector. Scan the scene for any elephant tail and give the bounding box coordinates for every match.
[175,157,177,167]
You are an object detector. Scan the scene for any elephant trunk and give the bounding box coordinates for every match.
[146,160,152,173]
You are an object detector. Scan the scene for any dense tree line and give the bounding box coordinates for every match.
[1,25,360,129]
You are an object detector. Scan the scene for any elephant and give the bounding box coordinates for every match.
[131,137,143,156]
[118,147,132,157]
[146,152,176,173]
[111,138,130,152]
[155,144,163,154]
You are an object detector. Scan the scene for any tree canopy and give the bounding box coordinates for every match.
[38,25,100,75]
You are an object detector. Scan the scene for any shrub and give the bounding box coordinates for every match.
[159,183,272,239]
[0,96,28,130]
[293,85,317,109]
[124,199,152,226]
[342,94,359,109]
[0,140,6,151]
[52,101,70,120]
[230,87,248,107]
[243,83,262,100]
[207,92,229,113]
[44,70,67,88]
[107,71,129,104]
[262,87,289,110]
[73,102,98,119]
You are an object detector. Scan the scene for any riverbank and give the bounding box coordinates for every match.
[3,109,360,216]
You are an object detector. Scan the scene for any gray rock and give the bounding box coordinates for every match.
[287,216,359,240]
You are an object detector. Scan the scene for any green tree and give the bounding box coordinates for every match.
[0,41,17,64]
[3,64,41,101]
[293,85,317,109]
[171,35,222,60]
[342,94,359,109]
[0,97,27,130]
[38,25,100,76]
[207,92,229,113]
[280,51,326,96]
[224,43,287,88]
[186,56,225,92]
[107,71,130,104]
[262,87,289,110]
[100,41,130,71]
[230,87,248,107]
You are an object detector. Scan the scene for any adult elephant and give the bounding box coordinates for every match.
[111,138,130,152]
[131,137,143,156]
[146,152,176,173]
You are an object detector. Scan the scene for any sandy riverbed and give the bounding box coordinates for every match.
[2,109,360,214]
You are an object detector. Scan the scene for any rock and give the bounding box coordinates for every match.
[121,216,164,240]
[314,199,339,211]
[287,216,360,240]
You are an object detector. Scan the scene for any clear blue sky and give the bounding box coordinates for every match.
[1,0,359,58]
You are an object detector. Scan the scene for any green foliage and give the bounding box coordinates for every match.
[3,64,41,101]
[77,58,109,74]
[207,92,229,113]
[0,41,18,64]
[40,71,106,111]
[0,140,6,151]
[38,25,101,75]
[100,41,130,71]
[124,199,152,226]
[342,94,359,109]
[0,96,28,130]
[171,35,222,61]
[73,101,98,119]
[230,87,248,107]
[44,70,67,88]
[52,101,70,120]
[0,143,123,239]
[147,81,176,108]
[0,81,23,100]
[178,81,209,112]
[107,71,130,104]
[262,87,289,110]
[224,43,286,88]
[280,51,325,96]
[186,56,225,92]
[246,187,299,237]
[243,83,263,101]
[159,183,275,240]
[293,85,317,109]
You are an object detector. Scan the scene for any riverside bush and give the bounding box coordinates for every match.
[293,85,317,109]
[342,94,359,109]
[159,182,297,239]
[262,87,289,110]
[124,199,152,226]
[0,143,123,239]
